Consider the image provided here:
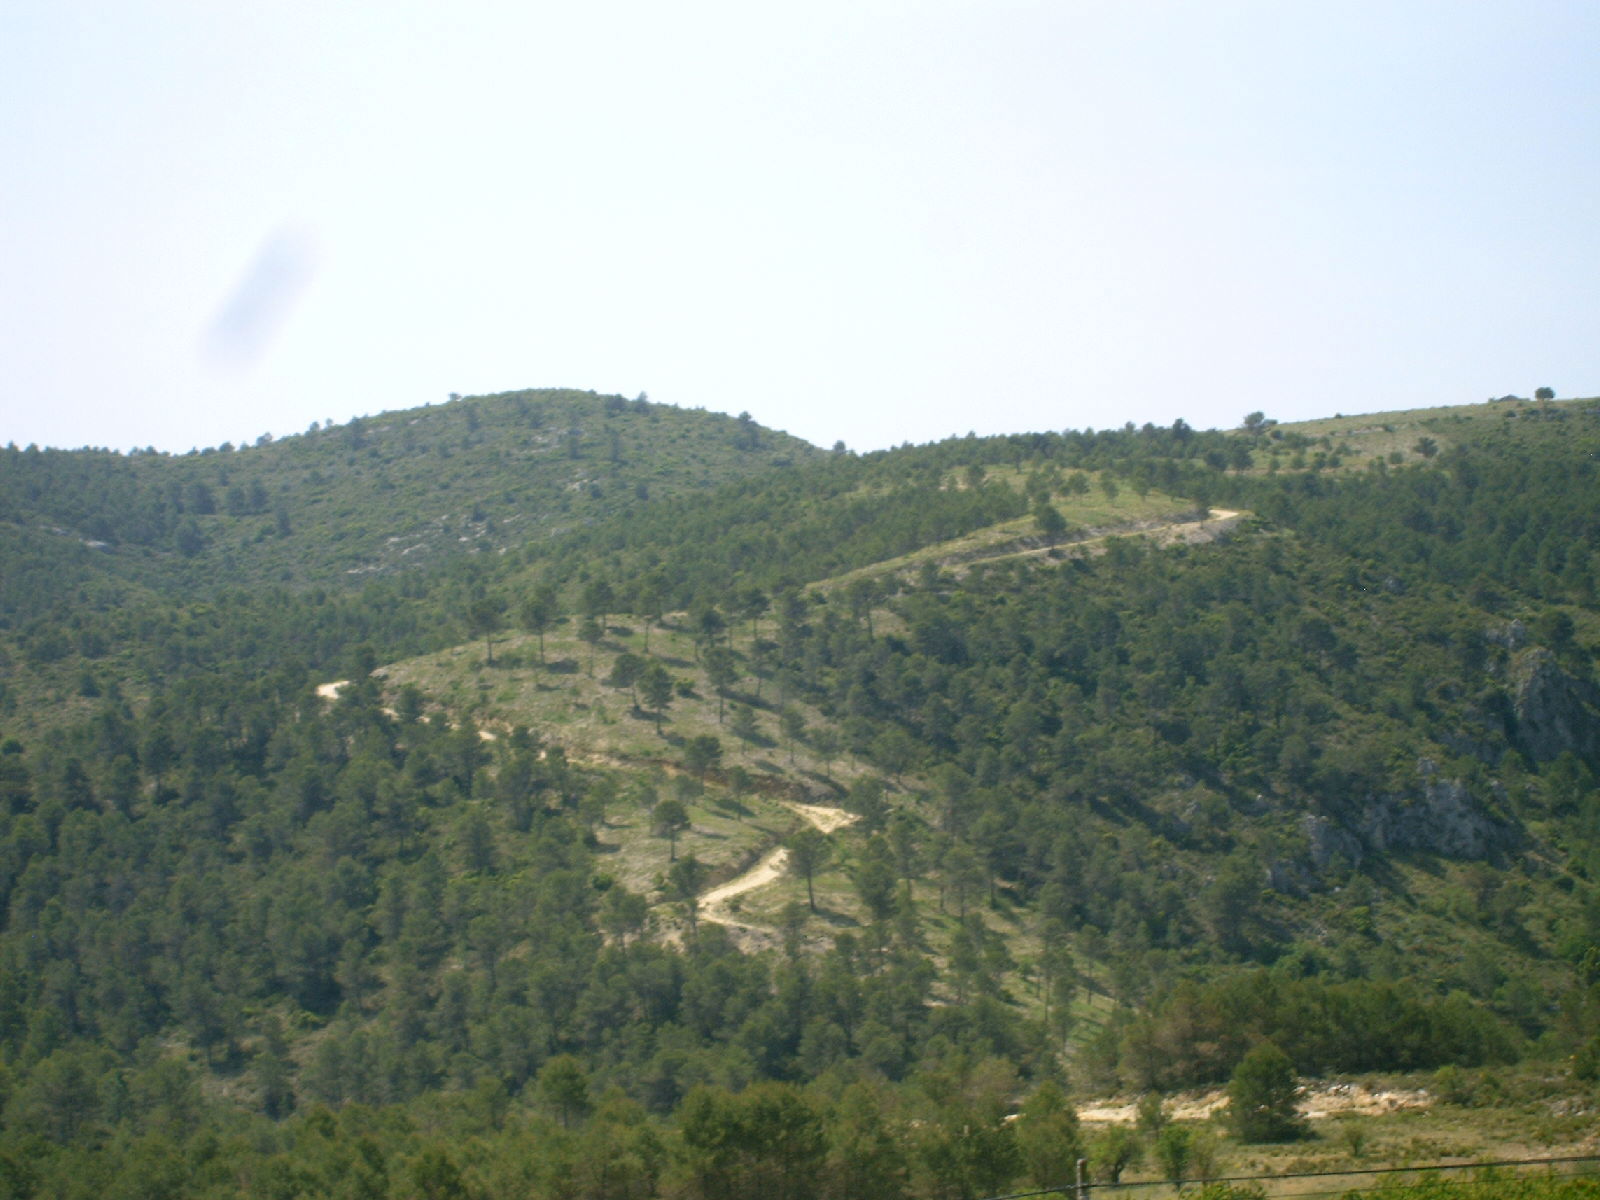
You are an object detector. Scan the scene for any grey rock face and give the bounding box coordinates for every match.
[1307,760,1517,874]
[1510,648,1600,765]
[1302,814,1364,871]
[1355,776,1509,860]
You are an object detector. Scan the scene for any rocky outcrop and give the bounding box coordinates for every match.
[1486,620,1528,651]
[1301,814,1364,872]
[1353,773,1513,860]
[1300,760,1518,879]
[1510,648,1600,765]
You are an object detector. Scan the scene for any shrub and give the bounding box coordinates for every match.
[1226,1042,1305,1143]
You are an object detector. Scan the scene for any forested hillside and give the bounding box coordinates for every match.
[0,388,816,632]
[2,392,1599,1197]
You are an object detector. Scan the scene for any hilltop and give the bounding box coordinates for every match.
[0,389,820,612]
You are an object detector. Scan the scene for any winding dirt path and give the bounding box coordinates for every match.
[910,507,1247,585]
[1151,507,1243,546]
[999,507,1245,569]
[700,847,791,915]
[697,803,858,935]
[316,677,840,944]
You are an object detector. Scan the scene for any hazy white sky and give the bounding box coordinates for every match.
[4,1,1596,453]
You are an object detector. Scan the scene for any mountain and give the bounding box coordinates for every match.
[1,388,819,612]
[2,390,1598,1195]
[0,390,821,733]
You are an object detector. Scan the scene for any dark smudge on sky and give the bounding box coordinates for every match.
[203,225,318,370]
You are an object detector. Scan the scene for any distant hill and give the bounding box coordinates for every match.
[0,389,822,617]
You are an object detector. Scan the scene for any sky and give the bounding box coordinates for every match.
[4,1,1597,455]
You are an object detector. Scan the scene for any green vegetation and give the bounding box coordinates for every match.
[1225,1043,1304,1143]
[3,391,1600,1195]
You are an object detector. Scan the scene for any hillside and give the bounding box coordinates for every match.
[0,390,821,732]
[2,393,1600,1196]
[0,388,819,616]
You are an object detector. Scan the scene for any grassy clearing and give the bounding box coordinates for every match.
[374,606,1128,1022]
[816,482,1201,594]
[378,616,896,934]
[1083,1064,1599,1193]
[1248,396,1598,476]
[381,619,875,792]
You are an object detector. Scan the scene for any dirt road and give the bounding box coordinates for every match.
[700,847,790,915]
[698,803,858,933]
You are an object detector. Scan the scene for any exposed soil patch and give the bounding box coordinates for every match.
[783,801,859,834]
[1299,1083,1432,1119]
[1078,1082,1431,1125]
[698,804,857,938]
[701,847,789,915]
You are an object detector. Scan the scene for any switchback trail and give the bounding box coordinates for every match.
[697,802,858,942]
